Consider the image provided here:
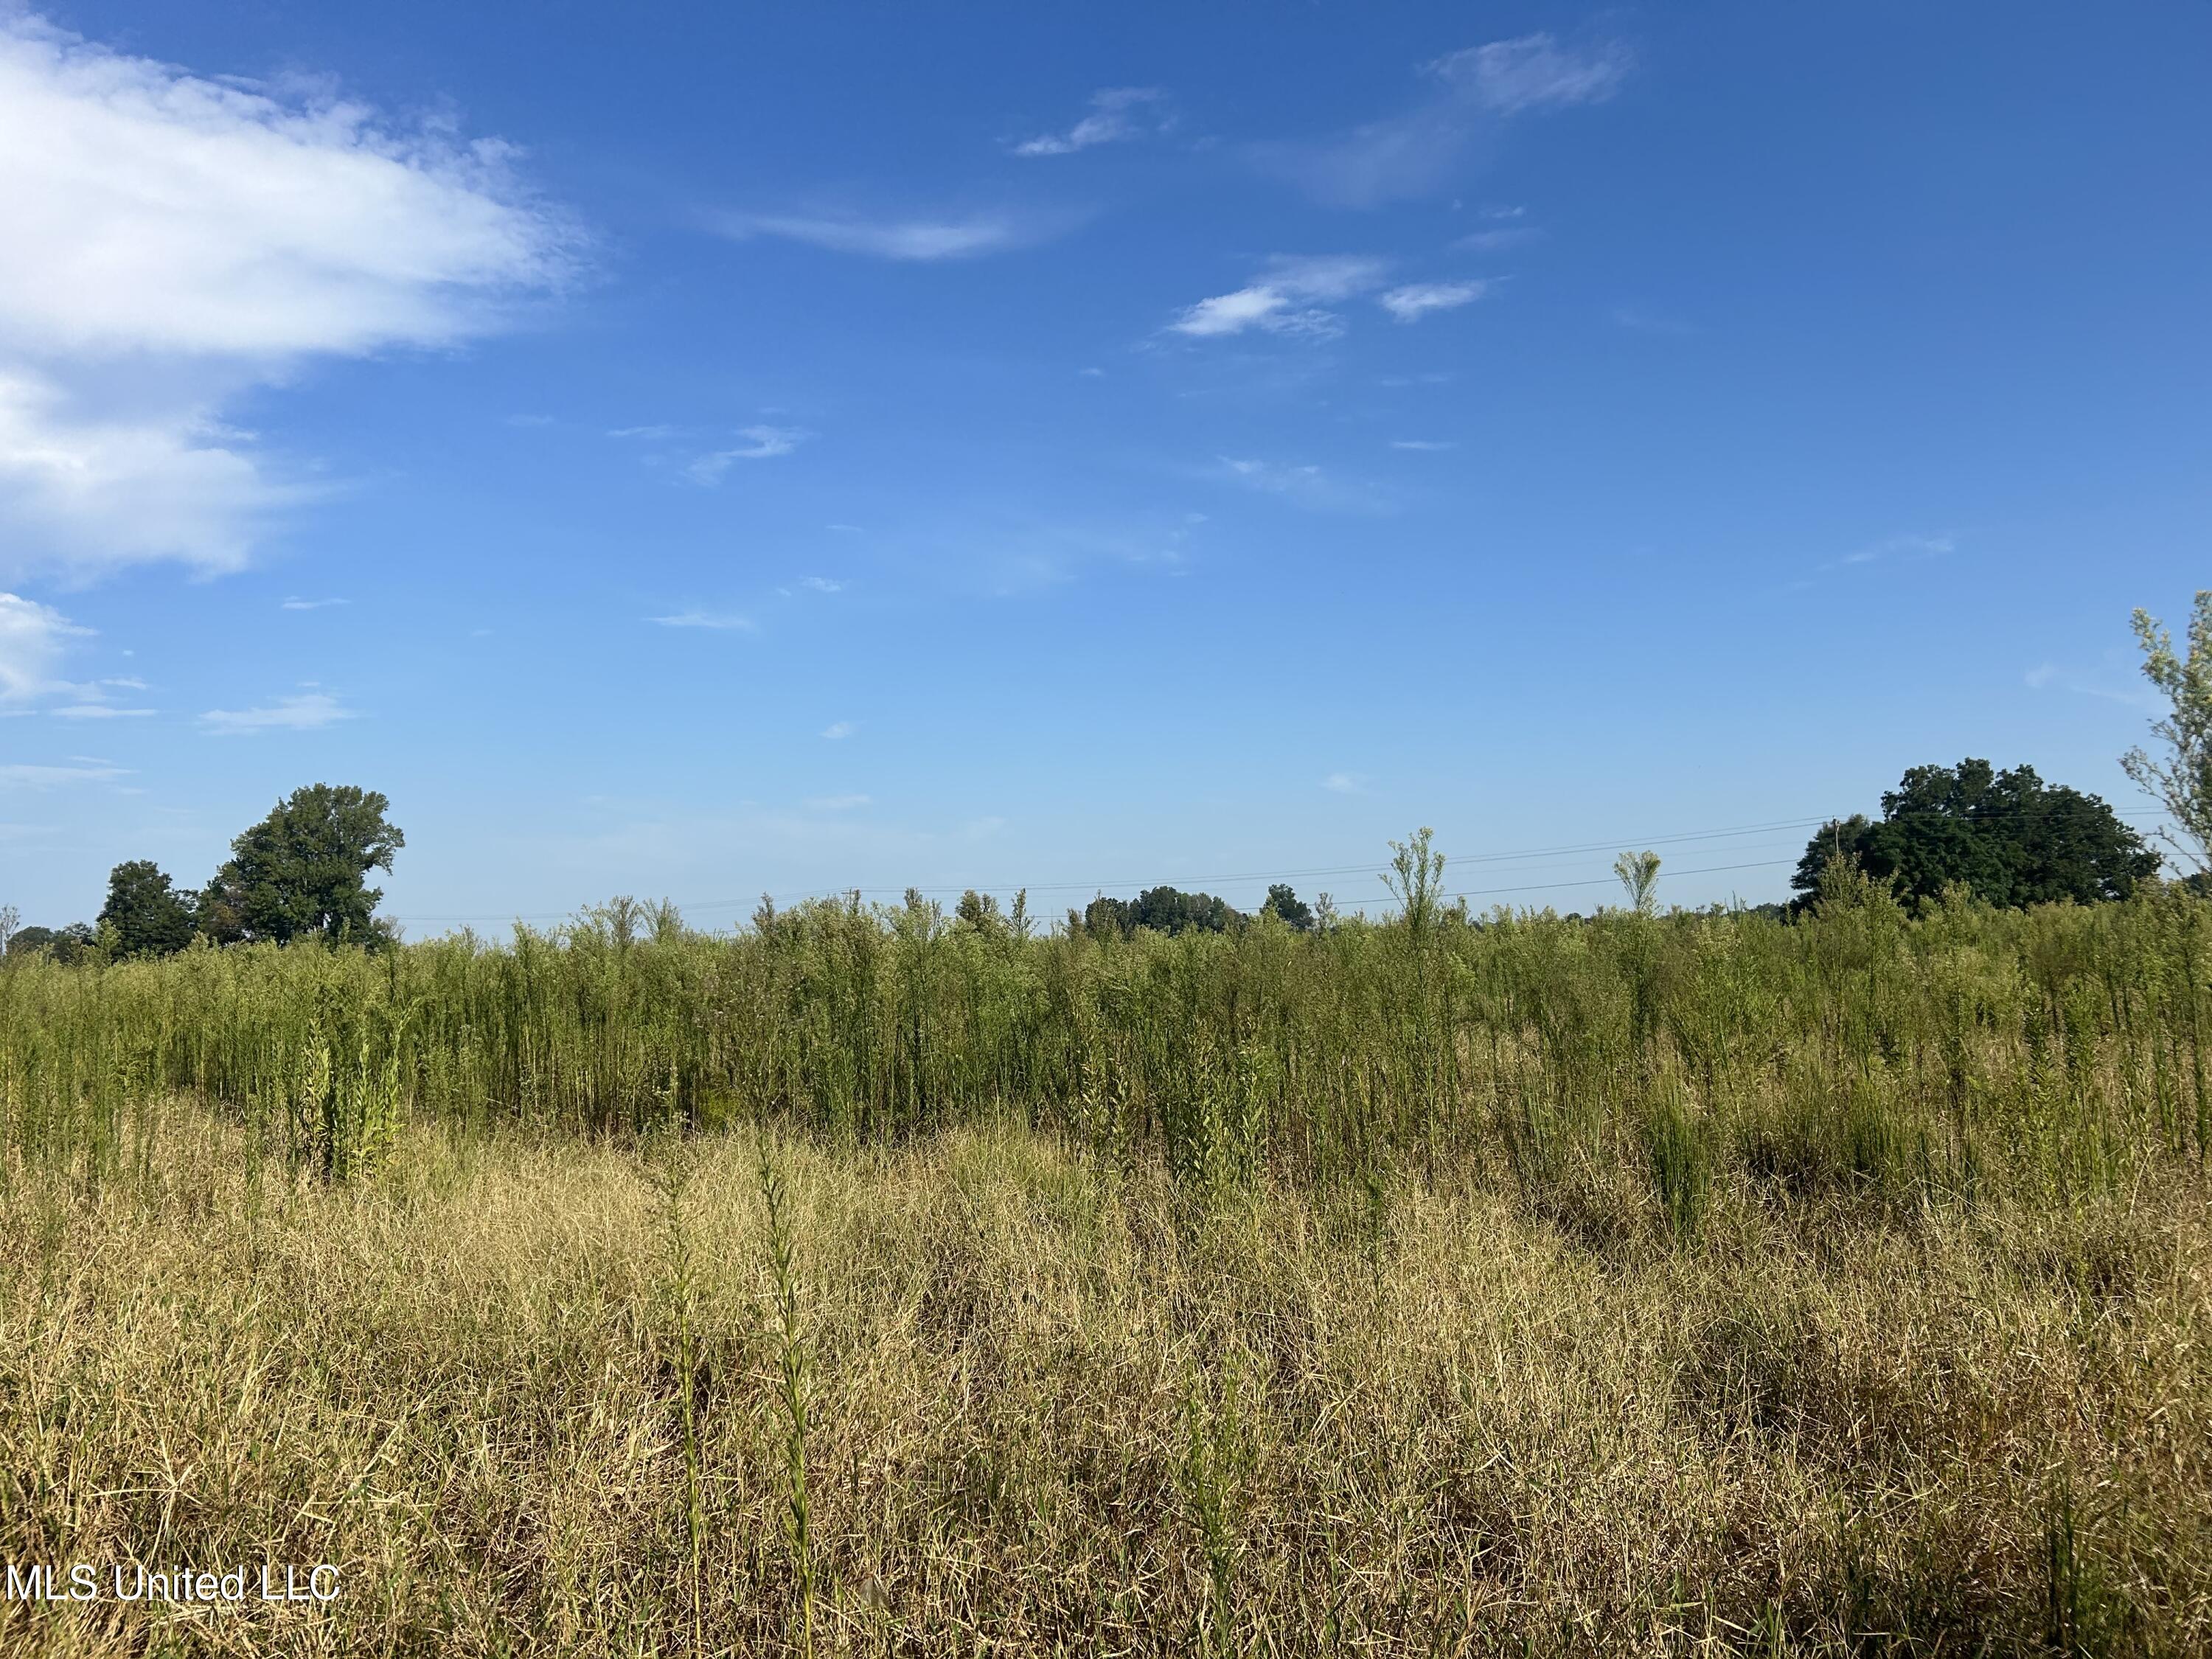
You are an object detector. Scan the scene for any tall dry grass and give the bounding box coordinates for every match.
[2,870,2210,1650]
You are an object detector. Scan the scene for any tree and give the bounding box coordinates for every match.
[2124,592,2212,874]
[4,922,96,963]
[1794,759,2154,908]
[0,905,16,957]
[97,860,197,958]
[1260,883,1315,931]
[1613,849,1661,916]
[201,784,405,946]
[1082,886,1243,938]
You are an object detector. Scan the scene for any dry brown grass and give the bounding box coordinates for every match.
[1,1104,2207,1656]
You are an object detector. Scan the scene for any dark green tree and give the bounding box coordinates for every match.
[1261,883,1315,931]
[97,860,197,958]
[4,922,96,963]
[1794,759,2154,908]
[1084,886,1243,937]
[201,784,405,946]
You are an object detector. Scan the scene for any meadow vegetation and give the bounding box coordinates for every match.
[1,860,2209,1653]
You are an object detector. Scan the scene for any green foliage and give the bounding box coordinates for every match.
[97,860,197,959]
[1084,886,1243,938]
[2124,591,2212,874]
[3,922,96,963]
[1260,883,1315,931]
[1614,849,1662,916]
[1383,826,1446,938]
[1795,758,2155,909]
[199,782,404,946]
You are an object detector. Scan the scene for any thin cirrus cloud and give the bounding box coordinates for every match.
[280,597,349,611]
[706,208,1072,262]
[199,691,355,735]
[804,793,872,812]
[1391,439,1455,452]
[647,609,757,632]
[1013,87,1171,156]
[1167,254,1390,340]
[684,426,808,484]
[821,721,855,740]
[1253,32,1631,208]
[1379,280,1488,321]
[0,11,577,579]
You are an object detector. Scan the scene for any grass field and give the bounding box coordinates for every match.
[3,871,2210,1653]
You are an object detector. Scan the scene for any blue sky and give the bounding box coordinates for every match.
[3,1,2208,931]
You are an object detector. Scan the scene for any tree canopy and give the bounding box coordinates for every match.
[1085,886,1243,938]
[97,860,198,958]
[199,784,406,946]
[1794,759,2155,908]
[1261,883,1315,931]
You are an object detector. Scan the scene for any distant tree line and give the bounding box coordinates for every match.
[4,784,403,963]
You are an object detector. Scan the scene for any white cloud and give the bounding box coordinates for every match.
[647,609,756,632]
[1324,772,1366,794]
[1426,35,1632,115]
[1839,533,1954,567]
[0,12,574,577]
[1015,87,1170,156]
[821,721,855,740]
[709,210,1056,261]
[0,590,89,701]
[1214,456,1388,514]
[1608,302,1694,335]
[1391,439,1455,451]
[1453,226,1542,253]
[1168,254,1389,340]
[685,426,807,484]
[1254,32,1630,207]
[199,690,354,734]
[281,596,348,610]
[51,703,151,718]
[608,424,677,441]
[0,759,128,787]
[798,576,845,594]
[803,793,872,812]
[1379,281,1487,321]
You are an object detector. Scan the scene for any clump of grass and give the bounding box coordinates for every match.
[759,1143,815,1659]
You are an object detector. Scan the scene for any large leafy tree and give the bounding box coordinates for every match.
[1795,759,2154,908]
[201,784,405,945]
[1261,883,1315,931]
[1085,886,1243,938]
[98,860,197,957]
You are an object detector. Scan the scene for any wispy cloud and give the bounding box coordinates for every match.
[1253,32,1630,207]
[1391,439,1455,452]
[821,721,855,740]
[1324,771,1367,794]
[647,609,757,632]
[1214,456,1389,515]
[1453,226,1543,253]
[51,703,151,718]
[1837,532,1955,568]
[1608,302,1694,335]
[1380,280,1487,321]
[2025,660,2159,712]
[280,596,348,611]
[200,691,354,734]
[0,759,128,787]
[0,591,89,702]
[803,793,872,812]
[0,13,576,578]
[798,576,844,594]
[684,426,807,484]
[1014,86,1171,156]
[607,424,677,441]
[1167,254,1390,340]
[708,209,1067,262]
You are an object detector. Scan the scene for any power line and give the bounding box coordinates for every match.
[391,805,2177,926]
